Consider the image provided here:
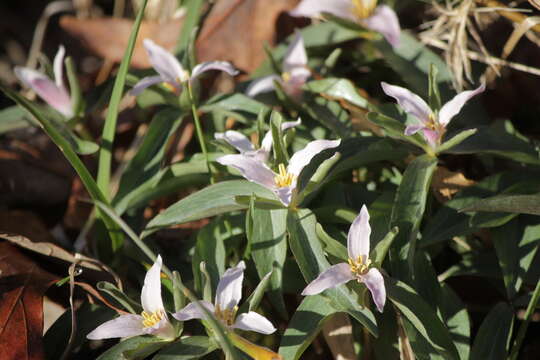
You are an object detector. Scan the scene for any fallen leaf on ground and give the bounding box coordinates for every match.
[0,242,57,360]
[322,312,356,360]
[432,166,475,202]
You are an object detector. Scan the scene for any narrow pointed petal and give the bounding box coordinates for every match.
[275,186,293,207]
[422,128,439,148]
[130,75,166,96]
[143,39,185,81]
[216,261,246,310]
[404,124,425,136]
[363,5,401,48]
[216,154,277,190]
[53,45,66,88]
[172,301,215,321]
[87,314,144,340]
[233,312,277,334]
[289,0,354,21]
[381,82,432,124]
[141,255,164,314]
[191,61,239,80]
[347,205,371,260]
[246,75,280,97]
[302,263,354,295]
[438,83,485,126]
[283,31,308,74]
[14,67,72,118]
[361,268,386,313]
[287,139,341,177]
[215,131,255,153]
[260,119,302,154]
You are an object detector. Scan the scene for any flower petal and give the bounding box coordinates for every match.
[275,186,293,207]
[289,0,355,21]
[287,139,341,177]
[302,263,354,295]
[438,83,485,126]
[172,301,215,321]
[130,75,167,96]
[381,82,432,124]
[215,130,255,153]
[191,61,239,80]
[143,317,176,339]
[246,75,280,97]
[404,124,425,136]
[233,311,277,334]
[53,45,66,89]
[362,5,401,48]
[361,268,386,313]
[283,31,308,74]
[422,128,439,148]
[87,314,144,340]
[14,67,73,118]
[215,261,246,310]
[347,205,371,260]
[216,154,277,190]
[141,255,164,314]
[143,39,185,81]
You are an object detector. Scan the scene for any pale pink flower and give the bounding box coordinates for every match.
[381,82,485,147]
[290,0,401,48]
[302,205,386,313]
[87,256,176,340]
[131,39,238,95]
[173,261,276,335]
[14,46,73,118]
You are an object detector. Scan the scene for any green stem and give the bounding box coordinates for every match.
[187,81,214,184]
[509,278,540,360]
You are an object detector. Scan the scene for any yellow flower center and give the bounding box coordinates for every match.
[162,81,179,94]
[274,164,295,188]
[282,72,291,83]
[352,0,378,19]
[141,310,165,328]
[215,305,238,327]
[426,113,438,131]
[348,256,371,277]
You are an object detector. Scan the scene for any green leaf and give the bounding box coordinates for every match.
[303,78,370,109]
[386,279,460,359]
[97,0,149,195]
[390,154,438,264]
[97,281,141,314]
[436,128,477,154]
[440,284,471,360]
[315,223,348,261]
[461,193,540,216]
[470,303,514,360]
[96,336,169,360]
[428,64,442,111]
[143,180,276,236]
[201,93,270,119]
[0,105,35,133]
[175,0,204,53]
[113,108,185,208]
[367,111,428,151]
[278,295,336,360]
[370,227,399,265]
[249,208,288,317]
[153,336,218,359]
[287,209,378,336]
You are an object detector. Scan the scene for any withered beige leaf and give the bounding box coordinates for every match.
[432,166,475,202]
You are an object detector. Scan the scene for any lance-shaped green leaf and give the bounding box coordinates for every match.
[367,111,428,151]
[97,281,141,314]
[436,128,477,154]
[440,284,471,360]
[96,335,168,360]
[386,279,460,359]
[287,209,378,335]
[113,108,185,208]
[278,294,336,360]
[248,208,288,318]
[154,336,218,360]
[470,303,514,360]
[143,180,275,237]
[460,193,540,216]
[303,78,370,109]
[390,154,438,265]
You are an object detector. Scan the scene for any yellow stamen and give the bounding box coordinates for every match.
[352,0,378,19]
[426,113,438,131]
[274,164,295,188]
[282,72,291,83]
[348,256,371,277]
[141,310,165,328]
[162,81,179,94]
[215,305,238,327]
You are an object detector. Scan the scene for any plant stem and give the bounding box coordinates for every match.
[509,277,540,360]
[187,80,214,184]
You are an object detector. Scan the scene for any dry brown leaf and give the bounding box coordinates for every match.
[322,313,356,360]
[0,242,57,360]
[59,16,184,68]
[432,167,475,202]
[196,0,299,73]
